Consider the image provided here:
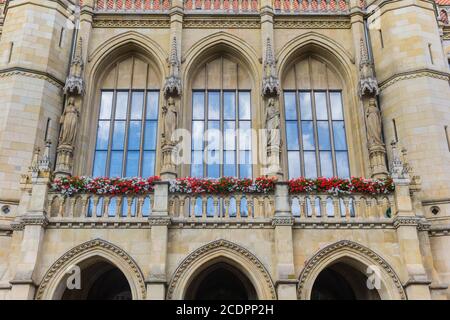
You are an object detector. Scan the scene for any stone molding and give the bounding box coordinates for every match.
[274,18,351,29]
[297,240,407,300]
[393,216,422,229]
[272,216,295,226]
[0,67,65,89]
[379,69,450,91]
[166,239,277,299]
[93,17,170,28]
[35,238,146,300]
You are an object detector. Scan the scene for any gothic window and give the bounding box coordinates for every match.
[93,56,160,177]
[283,57,350,179]
[190,56,253,178]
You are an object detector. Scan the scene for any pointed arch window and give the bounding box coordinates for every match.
[93,56,160,177]
[190,56,253,178]
[283,57,350,179]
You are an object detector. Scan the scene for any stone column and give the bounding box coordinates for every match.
[10,145,52,299]
[272,183,297,300]
[146,181,171,300]
[393,176,431,299]
[160,1,183,181]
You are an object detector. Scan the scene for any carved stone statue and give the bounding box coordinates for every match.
[162,96,178,145]
[59,97,79,147]
[265,97,281,147]
[365,98,383,147]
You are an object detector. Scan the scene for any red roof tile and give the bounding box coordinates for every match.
[436,0,450,5]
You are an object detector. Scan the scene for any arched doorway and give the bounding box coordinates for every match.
[61,260,132,300]
[311,262,380,300]
[185,262,257,300]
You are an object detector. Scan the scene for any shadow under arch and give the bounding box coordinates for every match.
[166,239,277,300]
[35,239,146,300]
[277,32,356,88]
[182,31,261,88]
[297,240,407,300]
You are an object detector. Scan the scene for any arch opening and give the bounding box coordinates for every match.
[185,262,257,300]
[311,262,381,300]
[58,258,132,300]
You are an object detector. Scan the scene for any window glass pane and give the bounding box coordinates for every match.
[99,92,113,120]
[284,92,297,120]
[96,121,110,150]
[315,92,328,120]
[299,92,312,120]
[192,121,204,151]
[224,151,236,177]
[93,151,107,176]
[130,92,144,120]
[317,121,331,150]
[128,121,142,150]
[207,121,221,152]
[239,121,251,150]
[333,121,347,150]
[191,151,204,177]
[110,151,123,177]
[239,151,252,178]
[336,152,350,178]
[224,121,236,150]
[302,121,315,150]
[115,92,129,120]
[304,152,317,178]
[144,121,157,150]
[125,151,139,177]
[146,92,159,120]
[320,151,333,177]
[207,164,220,178]
[239,92,251,120]
[208,92,220,120]
[142,151,155,177]
[288,151,301,179]
[224,92,236,120]
[286,121,300,150]
[112,121,126,150]
[330,92,344,120]
[207,149,220,166]
[193,92,205,120]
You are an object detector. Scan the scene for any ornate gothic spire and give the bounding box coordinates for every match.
[163,36,182,97]
[358,38,379,98]
[64,36,85,95]
[262,37,280,96]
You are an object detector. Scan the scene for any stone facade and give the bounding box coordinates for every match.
[0,0,449,300]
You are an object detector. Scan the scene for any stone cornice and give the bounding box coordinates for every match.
[0,67,65,88]
[274,16,351,29]
[379,69,450,91]
[183,16,260,28]
[93,15,170,28]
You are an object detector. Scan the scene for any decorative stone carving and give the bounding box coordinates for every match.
[366,98,383,147]
[262,37,280,97]
[58,97,79,148]
[55,97,80,176]
[390,141,421,191]
[265,97,281,148]
[63,37,84,96]
[163,36,182,97]
[358,38,379,98]
[160,96,179,179]
[162,97,178,145]
[264,97,283,178]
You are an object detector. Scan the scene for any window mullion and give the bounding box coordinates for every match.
[139,89,148,177]
[327,90,338,177]
[106,90,118,177]
[311,90,321,178]
[296,90,304,177]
